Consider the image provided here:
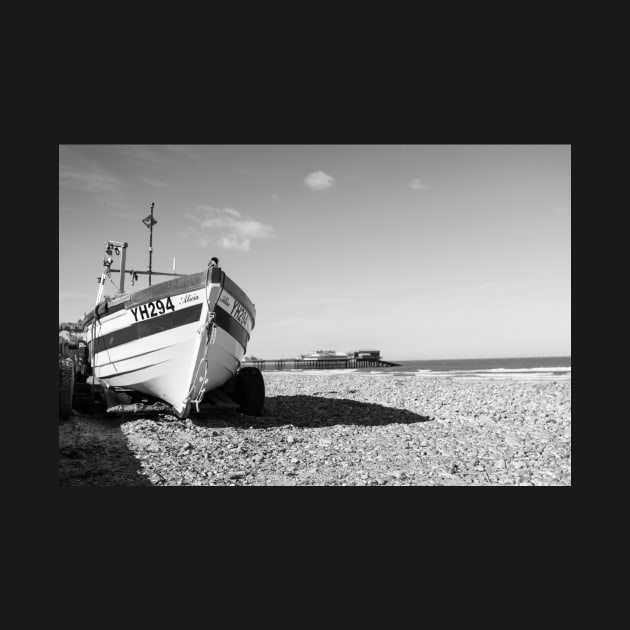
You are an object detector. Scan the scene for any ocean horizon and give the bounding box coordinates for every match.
[258,355,571,381]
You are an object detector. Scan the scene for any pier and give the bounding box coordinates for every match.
[241,358,400,371]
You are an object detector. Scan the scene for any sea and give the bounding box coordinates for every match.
[278,356,571,381]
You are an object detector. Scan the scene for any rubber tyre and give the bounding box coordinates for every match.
[236,367,265,416]
[59,357,75,419]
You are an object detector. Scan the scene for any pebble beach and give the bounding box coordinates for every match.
[58,371,571,486]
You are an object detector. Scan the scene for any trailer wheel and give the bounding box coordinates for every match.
[59,357,75,419]
[236,367,265,416]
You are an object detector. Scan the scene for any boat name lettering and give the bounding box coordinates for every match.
[231,299,250,329]
[130,297,176,322]
[178,293,200,305]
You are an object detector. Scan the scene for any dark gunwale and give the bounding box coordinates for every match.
[83,266,256,332]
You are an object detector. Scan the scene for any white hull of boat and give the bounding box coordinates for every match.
[84,268,255,418]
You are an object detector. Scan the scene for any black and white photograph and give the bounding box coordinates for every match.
[58,144,571,486]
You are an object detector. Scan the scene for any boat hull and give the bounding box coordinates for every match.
[83,266,255,417]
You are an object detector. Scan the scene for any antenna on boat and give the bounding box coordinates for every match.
[99,205,185,290]
[142,202,157,286]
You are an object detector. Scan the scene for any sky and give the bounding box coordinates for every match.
[59,145,571,360]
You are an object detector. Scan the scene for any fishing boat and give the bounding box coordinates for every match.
[80,206,263,418]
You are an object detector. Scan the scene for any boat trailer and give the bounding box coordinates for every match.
[58,349,265,419]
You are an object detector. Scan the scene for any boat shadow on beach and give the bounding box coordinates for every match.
[58,415,153,486]
[58,396,432,485]
[192,395,433,429]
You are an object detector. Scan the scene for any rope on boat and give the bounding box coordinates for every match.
[107,274,120,292]
[90,271,108,403]
[185,258,220,413]
[188,357,209,414]
[188,311,216,413]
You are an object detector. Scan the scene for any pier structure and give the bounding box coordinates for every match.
[241,357,400,371]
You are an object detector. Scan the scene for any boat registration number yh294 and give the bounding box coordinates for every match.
[130,297,176,322]
[217,290,252,332]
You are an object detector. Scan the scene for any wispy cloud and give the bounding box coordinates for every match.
[187,205,276,251]
[141,176,168,188]
[165,145,206,163]
[59,167,119,192]
[59,149,121,193]
[304,170,334,191]
[122,145,206,166]
[121,146,177,166]
[409,178,428,190]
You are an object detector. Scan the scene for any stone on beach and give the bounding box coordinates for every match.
[59,371,571,486]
